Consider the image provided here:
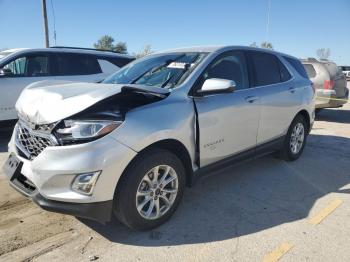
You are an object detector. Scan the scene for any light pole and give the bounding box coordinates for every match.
[41,0,50,47]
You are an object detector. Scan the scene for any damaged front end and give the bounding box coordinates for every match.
[53,86,169,145]
[15,83,170,159]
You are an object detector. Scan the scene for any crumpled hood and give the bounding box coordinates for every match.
[16,80,169,125]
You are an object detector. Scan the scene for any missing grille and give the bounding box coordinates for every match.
[16,122,57,160]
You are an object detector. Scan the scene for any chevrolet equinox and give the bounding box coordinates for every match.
[3,46,315,230]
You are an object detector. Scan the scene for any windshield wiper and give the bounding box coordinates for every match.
[162,53,200,88]
[131,54,186,85]
[161,63,191,88]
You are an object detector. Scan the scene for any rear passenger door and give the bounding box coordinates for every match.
[51,53,105,82]
[246,51,301,145]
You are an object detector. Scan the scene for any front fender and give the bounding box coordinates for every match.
[110,94,197,169]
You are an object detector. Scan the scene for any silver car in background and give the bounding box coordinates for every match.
[3,46,314,230]
[302,58,349,111]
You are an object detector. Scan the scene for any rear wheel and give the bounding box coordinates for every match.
[113,149,185,230]
[278,115,308,161]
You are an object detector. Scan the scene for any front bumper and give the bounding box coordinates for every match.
[9,178,113,222]
[4,125,137,222]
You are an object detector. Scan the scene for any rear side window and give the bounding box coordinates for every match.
[249,51,281,86]
[303,64,316,78]
[53,53,102,76]
[283,57,309,79]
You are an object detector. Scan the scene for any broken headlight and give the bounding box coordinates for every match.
[55,120,122,144]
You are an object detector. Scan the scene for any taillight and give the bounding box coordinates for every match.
[324,80,334,89]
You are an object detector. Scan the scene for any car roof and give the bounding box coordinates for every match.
[300,58,337,66]
[1,47,134,59]
[0,48,30,53]
[155,45,299,60]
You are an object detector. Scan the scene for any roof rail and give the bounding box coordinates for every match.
[49,46,126,55]
[307,57,318,62]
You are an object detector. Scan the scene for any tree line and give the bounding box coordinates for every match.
[93,35,152,58]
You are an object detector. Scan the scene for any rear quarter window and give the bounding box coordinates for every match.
[104,57,134,68]
[283,56,309,79]
[303,64,316,78]
[278,59,292,82]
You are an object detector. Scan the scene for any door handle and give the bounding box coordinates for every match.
[288,87,296,93]
[245,96,259,103]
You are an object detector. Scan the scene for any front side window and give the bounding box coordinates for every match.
[1,55,50,77]
[200,51,249,90]
[103,52,207,89]
[250,52,281,86]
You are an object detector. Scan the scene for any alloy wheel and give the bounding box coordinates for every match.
[136,165,178,220]
[290,122,305,154]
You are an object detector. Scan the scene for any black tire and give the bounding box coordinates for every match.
[113,148,186,231]
[278,115,308,161]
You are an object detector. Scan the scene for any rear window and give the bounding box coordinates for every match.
[54,53,102,76]
[303,64,316,78]
[283,57,309,79]
[249,51,281,86]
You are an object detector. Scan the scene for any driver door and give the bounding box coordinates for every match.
[193,51,261,167]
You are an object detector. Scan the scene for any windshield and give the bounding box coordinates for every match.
[103,52,207,88]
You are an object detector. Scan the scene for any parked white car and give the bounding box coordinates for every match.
[0,47,134,122]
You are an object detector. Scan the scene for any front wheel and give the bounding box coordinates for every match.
[278,115,308,161]
[113,149,185,230]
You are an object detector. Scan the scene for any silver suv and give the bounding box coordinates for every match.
[3,46,315,230]
[302,58,348,111]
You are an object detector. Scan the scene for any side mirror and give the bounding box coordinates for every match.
[0,68,13,77]
[197,78,236,95]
